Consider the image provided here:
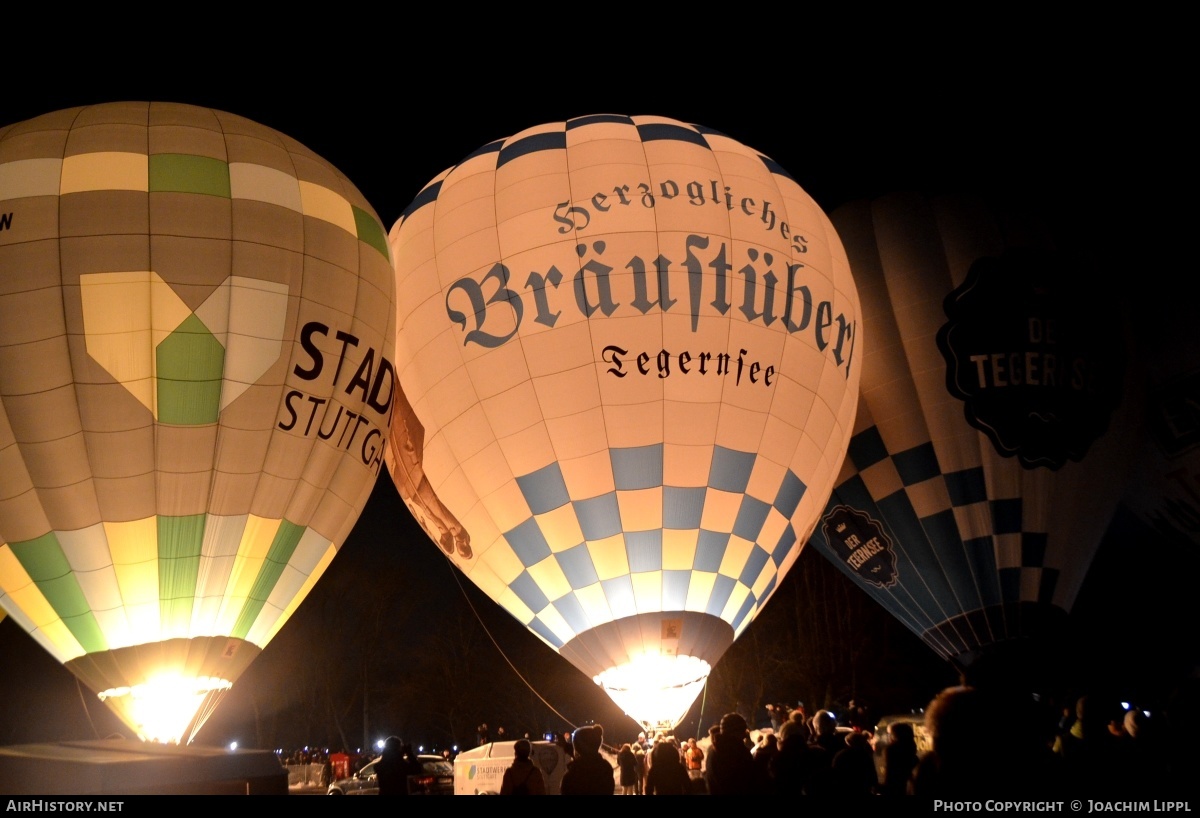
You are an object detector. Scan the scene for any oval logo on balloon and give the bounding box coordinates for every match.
[937,248,1125,470]
[820,505,898,589]
[387,115,861,729]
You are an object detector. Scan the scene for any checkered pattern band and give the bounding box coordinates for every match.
[507,443,805,649]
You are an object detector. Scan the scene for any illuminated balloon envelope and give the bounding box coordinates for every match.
[0,103,396,743]
[387,115,861,729]
[807,193,1138,671]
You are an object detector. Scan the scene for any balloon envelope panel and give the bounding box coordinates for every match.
[0,102,395,742]
[808,193,1137,669]
[387,115,860,728]
[1122,299,1200,552]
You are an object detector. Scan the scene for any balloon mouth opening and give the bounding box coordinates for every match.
[99,673,233,744]
[593,654,710,731]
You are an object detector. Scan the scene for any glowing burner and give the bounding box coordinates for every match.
[99,674,233,744]
[594,654,711,731]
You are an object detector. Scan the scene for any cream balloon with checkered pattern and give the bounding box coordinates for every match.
[387,115,860,730]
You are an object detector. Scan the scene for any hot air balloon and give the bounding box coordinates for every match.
[386,114,861,730]
[0,102,396,743]
[807,192,1138,677]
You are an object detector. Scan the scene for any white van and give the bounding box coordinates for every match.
[453,740,571,795]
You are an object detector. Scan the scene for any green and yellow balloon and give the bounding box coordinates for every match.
[0,103,395,743]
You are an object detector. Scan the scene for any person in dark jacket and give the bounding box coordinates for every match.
[560,724,614,795]
[500,739,546,795]
[374,736,406,796]
[705,713,767,795]
[617,743,638,794]
[879,721,919,796]
[830,730,879,796]
[645,740,691,794]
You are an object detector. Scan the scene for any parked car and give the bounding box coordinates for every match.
[327,754,453,795]
[327,758,380,795]
[408,754,454,795]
